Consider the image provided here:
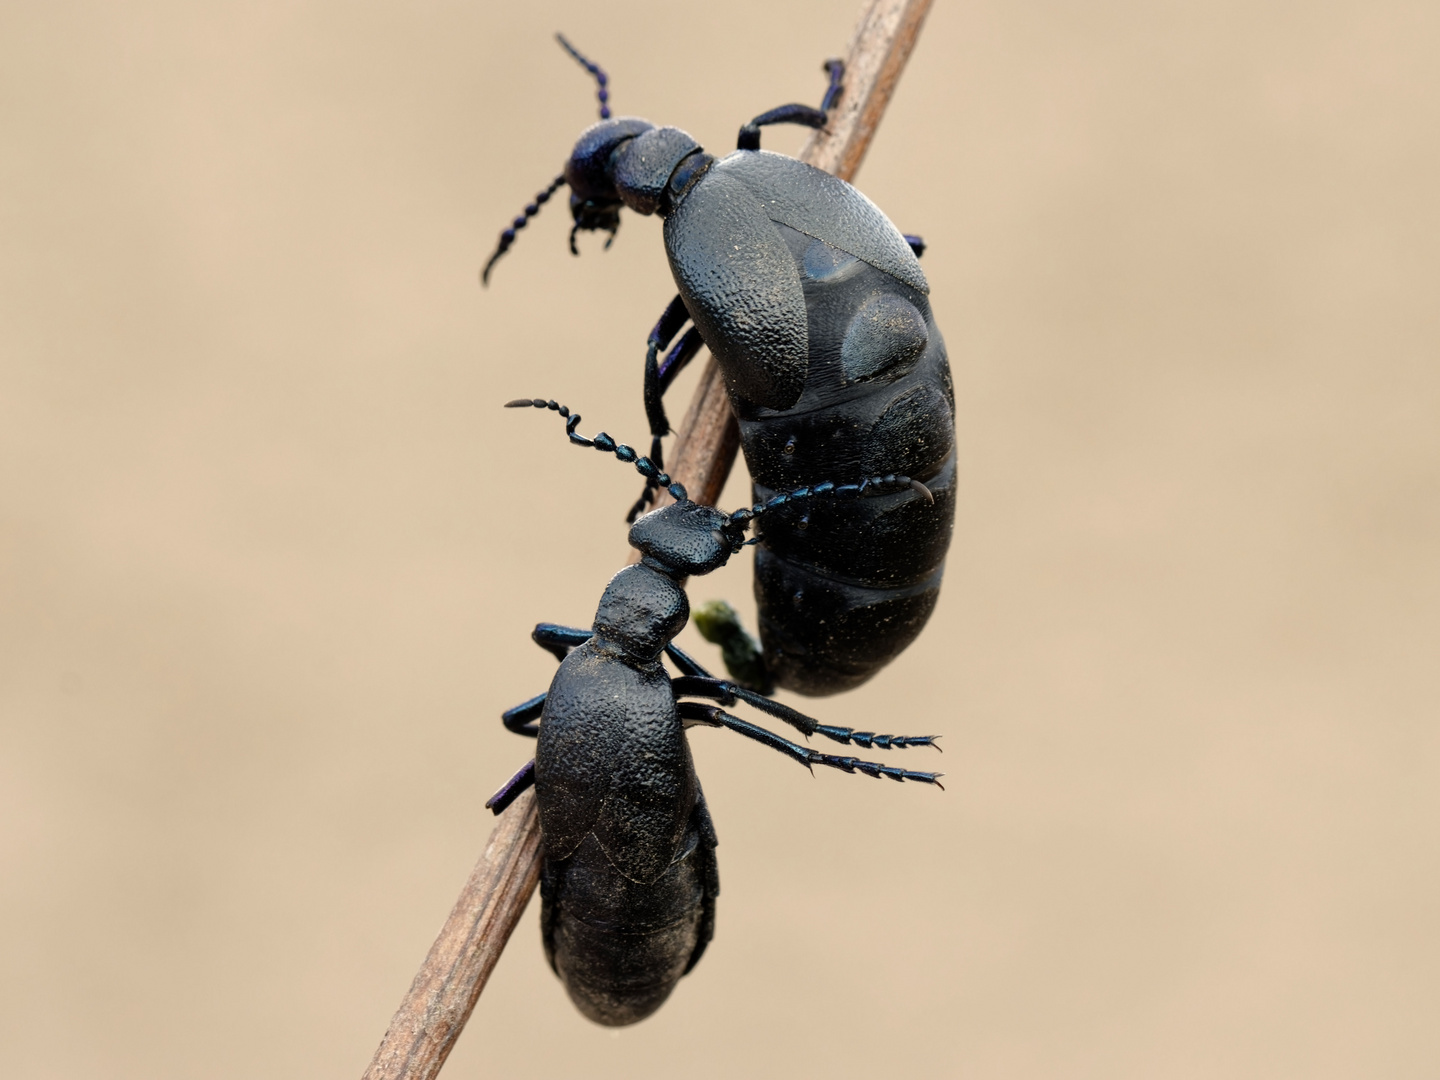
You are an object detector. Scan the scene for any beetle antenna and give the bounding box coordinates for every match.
[555,34,612,119]
[505,398,688,504]
[726,473,934,530]
[482,173,567,286]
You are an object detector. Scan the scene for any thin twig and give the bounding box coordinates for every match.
[362,3,934,1076]
[362,790,540,1080]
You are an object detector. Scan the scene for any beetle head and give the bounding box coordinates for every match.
[563,117,652,249]
[628,501,748,579]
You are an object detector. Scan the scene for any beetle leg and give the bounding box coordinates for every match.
[663,641,714,679]
[734,58,846,150]
[672,677,940,751]
[682,784,720,974]
[485,758,536,815]
[501,692,546,737]
[531,622,593,662]
[658,326,704,393]
[737,103,827,151]
[819,57,845,113]
[643,295,690,440]
[506,624,591,733]
[677,703,944,788]
[632,299,698,522]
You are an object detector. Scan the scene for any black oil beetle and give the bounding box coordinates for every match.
[486,398,943,1026]
[483,38,956,697]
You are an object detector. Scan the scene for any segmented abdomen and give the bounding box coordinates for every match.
[737,226,956,695]
[540,822,716,1026]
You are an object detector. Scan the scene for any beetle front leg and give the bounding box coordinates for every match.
[531,621,593,662]
[503,623,594,733]
[642,295,690,444]
[632,297,700,522]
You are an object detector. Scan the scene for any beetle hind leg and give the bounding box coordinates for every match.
[678,703,944,788]
[485,758,535,815]
[672,675,941,752]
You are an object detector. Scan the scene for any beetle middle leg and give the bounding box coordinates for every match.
[489,623,597,811]
[499,623,595,736]
[677,703,944,787]
[502,691,547,736]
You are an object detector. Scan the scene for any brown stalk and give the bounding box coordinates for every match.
[361,2,934,1076]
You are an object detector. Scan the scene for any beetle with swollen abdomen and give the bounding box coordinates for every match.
[483,37,956,698]
[486,399,943,1026]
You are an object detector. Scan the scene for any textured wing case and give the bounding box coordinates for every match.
[663,171,809,410]
[713,150,929,295]
[536,643,696,883]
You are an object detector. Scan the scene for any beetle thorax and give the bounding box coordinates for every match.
[591,564,689,662]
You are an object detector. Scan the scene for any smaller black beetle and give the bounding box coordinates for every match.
[487,398,943,1026]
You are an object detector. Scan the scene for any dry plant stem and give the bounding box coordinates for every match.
[361,790,541,1080]
[362,3,933,1076]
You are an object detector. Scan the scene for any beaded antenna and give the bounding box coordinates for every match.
[481,36,615,285]
[504,398,934,533]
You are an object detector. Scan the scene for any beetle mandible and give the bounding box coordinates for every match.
[487,398,943,1026]
[483,38,956,697]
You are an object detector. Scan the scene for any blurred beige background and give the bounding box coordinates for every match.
[2,0,1437,1076]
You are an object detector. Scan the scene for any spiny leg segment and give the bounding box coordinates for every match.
[678,703,944,788]
[671,676,940,752]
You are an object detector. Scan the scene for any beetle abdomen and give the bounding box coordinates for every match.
[752,551,943,694]
[736,226,956,695]
[541,822,716,1026]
